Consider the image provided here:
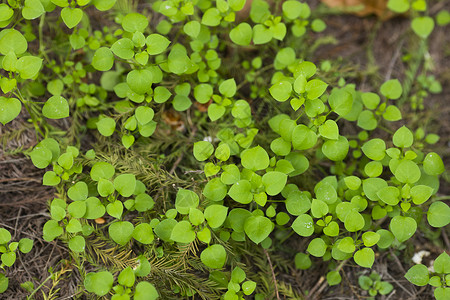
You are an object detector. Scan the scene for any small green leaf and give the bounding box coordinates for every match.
[175,189,199,214]
[90,162,115,181]
[291,214,314,236]
[328,89,353,116]
[326,271,342,286]
[0,228,11,244]
[434,252,450,274]
[42,96,69,119]
[423,152,445,175]
[411,16,434,39]
[219,78,237,98]
[292,125,317,150]
[242,280,257,295]
[68,235,85,252]
[146,34,170,55]
[405,264,429,286]
[201,244,227,268]
[262,171,287,196]
[111,38,134,59]
[427,201,450,228]
[18,238,33,253]
[202,8,221,26]
[83,197,106,219]
[96,117,116,137]
[205,205,228,228]
[16,56,43,79]
[68,181,88,201]
[410,185,433,205]
[0,29,27,55]
[0,97,21,125]
[393,126,413,148]
[92,47,114,71]
[377,186,400,206]
[307,238,327,257]
[305,79,328,99]
[127,69,153,94]
[43,220,63,241]
[84,271,114,296]
[319,120,339,140]
[380,79,402,100]
[361,138,386,161]
[361,92,380,109]
[122,13,148,32]
[270,81,292,102]
[357,110,377,131]
[390,216,416,242]
[383,105,402,121]
[230,22,252,46]
[322,136,349,161]
[203,178,227,201]
[109,221,134,245]
[61,7,83,29]
[170,220,196,243]
[184,20,201,38]
[244,216,273,244]
[387,0,409,13]
[362,231,380,247]
[42,171,61,186]
[194,84,213,104]
[241,146,269,171]
[253,24,272,44]
[193,141,214,161]
[106,200,123,219]
[113,174,136,197]
[134,281,159,300]
[1,252,16,267]
[354,248,375,268]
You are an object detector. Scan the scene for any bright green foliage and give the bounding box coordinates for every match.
[146,34,171,55]
[61,7,83,28]
[84,271,114,296]
[1,0,447,298]
[0,97,21,125]
[92,47,114,71]
[241,146,269,171]
[390,216,416,242]
[230,23,253,46]
[427,201,450,227]
[201,244,227,269]
[380,79,402,100]
[42,96,69,119]
[405,264,430,286]
[175,189,199,214]
[244,216,273,244]
[411,17,434,38]
[194,141,214,161]
[109,221,134,245]
[359,272,393,296]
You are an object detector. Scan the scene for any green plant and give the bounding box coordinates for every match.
[0,228,33,293]
[387,0,434,39]
[405,252,450,300]
[358,271,394,298]
[0,0,448,298]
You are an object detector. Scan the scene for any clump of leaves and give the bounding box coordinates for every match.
[0,0,448,299]
[358,271,394,298]
[0,228,33,293]
[405,252,450,300]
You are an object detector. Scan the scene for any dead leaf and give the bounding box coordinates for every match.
[321,0,395,19]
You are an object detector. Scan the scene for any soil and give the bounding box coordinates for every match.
[0,1,448,299]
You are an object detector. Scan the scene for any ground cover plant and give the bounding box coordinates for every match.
[0,0,449,299]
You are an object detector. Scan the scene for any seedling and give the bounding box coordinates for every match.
[405,252,450,300]
[358,271,394,298]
